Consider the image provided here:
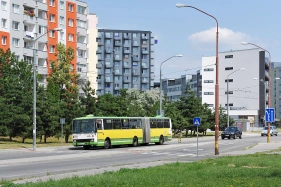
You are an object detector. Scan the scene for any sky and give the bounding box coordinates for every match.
[83,0,281,81]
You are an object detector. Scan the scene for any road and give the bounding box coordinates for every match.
[0,134,280,181]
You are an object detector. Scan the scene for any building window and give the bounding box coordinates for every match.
[68,3,73,11]
[225,103,233,106]
[142,69,147,74]
[78,49,86,58]
[105,69,111,74]
[225,67,233,70]
[133,77,138,82]
[39,25,47,34]
[59,16,64,25]
[60,31,64,40]
[1,18,6,28]
[105,39,111,44]
[204,80,214,83]
[49,14,55,22]
[23,56,34,64]
[124,69,129,74]
[77,5,86,14]
[68,34,74,42]
[133,62,138,66]
[1,1,7,11]
[12,38,20,47]
[59,1,64,9]
[77,20,86,28]
[225,55,233,59]
[204,92,214,95]
[225,79,233,82]
[50,0,55,6]
[133,33,137,38]
[208,104,214,107]
[114,33,119,37]
[142,40,147,45]
[68,19,73,27]
[204,68,214,71]
[225,91,233,94]
[12,4,19,14]
[50,45,55,53]
[2,36,6,45]
[49,30,55,38]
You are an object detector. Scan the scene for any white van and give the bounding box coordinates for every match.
[261,126,278,136]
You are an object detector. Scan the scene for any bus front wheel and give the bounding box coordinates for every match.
[159,136,164,145]
[104,138,111,149]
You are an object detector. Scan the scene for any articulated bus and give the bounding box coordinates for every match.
[72,115,173,150]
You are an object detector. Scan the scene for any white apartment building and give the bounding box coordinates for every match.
[202,48,269,127]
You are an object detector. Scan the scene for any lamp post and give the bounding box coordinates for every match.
[33,28,62,151]
[226,68,245,127]
[254,78,269,142]
[176,3,220,155]
[159,55,182,117]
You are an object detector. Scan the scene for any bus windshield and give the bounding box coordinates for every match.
[73,119,95,133]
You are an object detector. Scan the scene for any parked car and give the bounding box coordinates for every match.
[261,126,278,136]
[221,126,242,139]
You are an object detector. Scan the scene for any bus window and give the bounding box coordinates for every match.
[157,119,164,128]
[122,119,129,129]
[136,119,142,128]
[113,119,121,129]
[164,119,170,128]
[129,119,142,129]
[96,119,102,130]
[150,119,157,128]
[103,119,112,129]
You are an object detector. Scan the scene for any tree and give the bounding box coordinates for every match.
[47,43,83,143]
[0,49,33,142]
[80,80,97,115]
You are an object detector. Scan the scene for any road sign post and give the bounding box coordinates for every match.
[193,117,201,157]
[60,118,65,147]
[265,108,274,143]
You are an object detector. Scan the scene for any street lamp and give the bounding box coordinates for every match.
[226,68,245,127]
[176,3,220,155]
[254,78,270,142]
[159,54,182,116]
[33,27,62,151]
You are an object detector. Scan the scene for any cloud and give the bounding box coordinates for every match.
[188,27,253,51]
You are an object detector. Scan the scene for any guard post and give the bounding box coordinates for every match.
[178,131,182,143]
[60,118,65,146]
[193,117,201,157]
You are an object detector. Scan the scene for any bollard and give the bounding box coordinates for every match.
[178,134,182,143]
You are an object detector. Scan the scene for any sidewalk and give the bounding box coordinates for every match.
[12,141,281,185]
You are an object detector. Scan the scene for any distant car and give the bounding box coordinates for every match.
[261,126,278,136]
[221,126,242,139]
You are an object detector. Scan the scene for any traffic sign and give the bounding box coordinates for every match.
[193,117,201,126]
[265,108,275,122]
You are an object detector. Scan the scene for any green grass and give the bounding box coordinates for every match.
[2,154,281,187]
[0,136,73,149]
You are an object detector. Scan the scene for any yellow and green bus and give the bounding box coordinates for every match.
[72,115,173,150]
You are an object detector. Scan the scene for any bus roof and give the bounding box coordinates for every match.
[73,115,171,120]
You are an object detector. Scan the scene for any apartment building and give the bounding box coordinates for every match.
[270,62,281,119]
[161,73,201,101]
[201,48,269,126]
[95,29,155,96]
[0,0,88,93]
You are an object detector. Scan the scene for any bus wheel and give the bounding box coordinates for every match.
[83,145,91,150]
[104,138,111,149]
[159,136,164,145]
[133,137,138,147]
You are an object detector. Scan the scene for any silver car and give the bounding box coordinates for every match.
[261,126,278,136]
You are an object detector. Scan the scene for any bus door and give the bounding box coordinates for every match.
[95,119,103,142]
[142,117,150,143]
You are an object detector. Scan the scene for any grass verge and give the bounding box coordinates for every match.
[2,154,281,187]
[0,136,73,149]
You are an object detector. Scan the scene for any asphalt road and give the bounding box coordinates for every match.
[0,134,280,181]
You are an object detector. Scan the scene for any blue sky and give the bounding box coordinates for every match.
[83,0,281,81]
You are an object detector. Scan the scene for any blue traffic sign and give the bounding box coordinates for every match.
[193,117,201,126]
[265,108,275,122]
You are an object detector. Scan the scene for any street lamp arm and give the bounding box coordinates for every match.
[182,5,218,32]
[227,69,241,79]
[160,56,176,69]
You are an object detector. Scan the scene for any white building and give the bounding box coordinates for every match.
[201,48,269,127]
